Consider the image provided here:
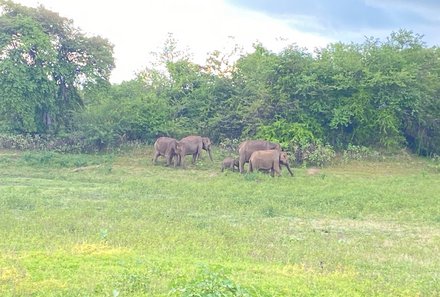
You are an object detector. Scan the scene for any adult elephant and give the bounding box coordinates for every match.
[248,149,293,177]
[152,137,179,167]
[238,140,281,173]
[202,137,213,161]
[177,135,213,167]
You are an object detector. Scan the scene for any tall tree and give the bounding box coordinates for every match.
[0,0,114,134]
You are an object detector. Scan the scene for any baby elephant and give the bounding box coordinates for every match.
[248,150,293,177]
[221,157,239,172]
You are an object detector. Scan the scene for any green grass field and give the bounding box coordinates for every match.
[1,147,439,296]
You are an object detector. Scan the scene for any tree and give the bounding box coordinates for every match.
[0,1,114,134]
[77,79,172,150]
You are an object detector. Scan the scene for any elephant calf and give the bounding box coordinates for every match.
[248,149,293,177]
[221,157,239,172]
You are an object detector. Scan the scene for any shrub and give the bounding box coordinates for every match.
[256,120,318,149]
[169,266,251,297]
[427,154,440,173]
[218,138,241,154]
[0,133,98,153]
[342,144,382,162]
[292,141,336,167]
[306,143,336,167]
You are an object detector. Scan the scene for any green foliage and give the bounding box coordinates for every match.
[0,1,114,134]
[77,80,172,149]
[291,141,336,167]
[256,119,318,149]
[342,144,382,162]
[255,119,335,167]
[218,138,241,154]
[170,266,251,297]
[305,143,336,167]
[427,155,440,173]
[0,132,89,152]
[112,271,151,296]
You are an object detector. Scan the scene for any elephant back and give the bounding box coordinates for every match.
[239,140,281,161]
[179,135,202,153]
[154,137,177,153]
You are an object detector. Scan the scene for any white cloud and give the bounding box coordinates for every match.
[13,0,333,83]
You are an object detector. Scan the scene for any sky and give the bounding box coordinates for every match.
[11,0,440,83]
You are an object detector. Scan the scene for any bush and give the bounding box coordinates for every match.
[218,138,241,154]
[306,143,336,167]
[256,120,318,150]
[169,266,251,297]
[292,141,336,167]
[342,144,382,162]
[427,154,440,173]
[0,133,112,153]
[254,120,335,167]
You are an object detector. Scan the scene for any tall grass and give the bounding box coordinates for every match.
[0,148,439,296]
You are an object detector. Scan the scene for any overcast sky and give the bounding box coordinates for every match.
[12,0,440,83]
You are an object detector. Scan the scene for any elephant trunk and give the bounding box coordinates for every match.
[285,164,294,176]
[207,149,213,162]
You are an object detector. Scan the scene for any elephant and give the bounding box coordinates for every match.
[152,137,179,166]
[176,135,213,167]
[221,157,239,172]
[202,137,213,162]
[248,149,294,177]
[238,140,281,173]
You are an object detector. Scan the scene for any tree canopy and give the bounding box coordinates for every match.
[1,1,440,156]
[0,0,114,134]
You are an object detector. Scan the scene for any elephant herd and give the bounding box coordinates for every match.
[153,135,212,168]
[153,136,293,177]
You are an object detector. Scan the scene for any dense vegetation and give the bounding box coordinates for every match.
[1,0,440,157]
[0,148,439,296]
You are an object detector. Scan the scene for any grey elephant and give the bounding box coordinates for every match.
[238,140,281,173]
[248,149,293,177]
[152,137,179,166]
[201,137,213,161]
[176,135,213,167]
[221,157,239,172]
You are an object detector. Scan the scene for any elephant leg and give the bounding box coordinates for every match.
[172,154,178,167]
[274,161,281,176]
[198,143,203,161]
[179,154,185,168]
[248,160,253,173]
[153,151,160,163]
[173,155,177,166]
[239,155,245,174]
[165,154,172,166]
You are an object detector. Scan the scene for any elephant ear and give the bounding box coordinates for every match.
[175,141,182,152]
[202,137,211,148]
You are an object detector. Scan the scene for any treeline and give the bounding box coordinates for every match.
[1,1,440,155]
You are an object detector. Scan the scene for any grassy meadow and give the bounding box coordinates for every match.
[0,147,439,296]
